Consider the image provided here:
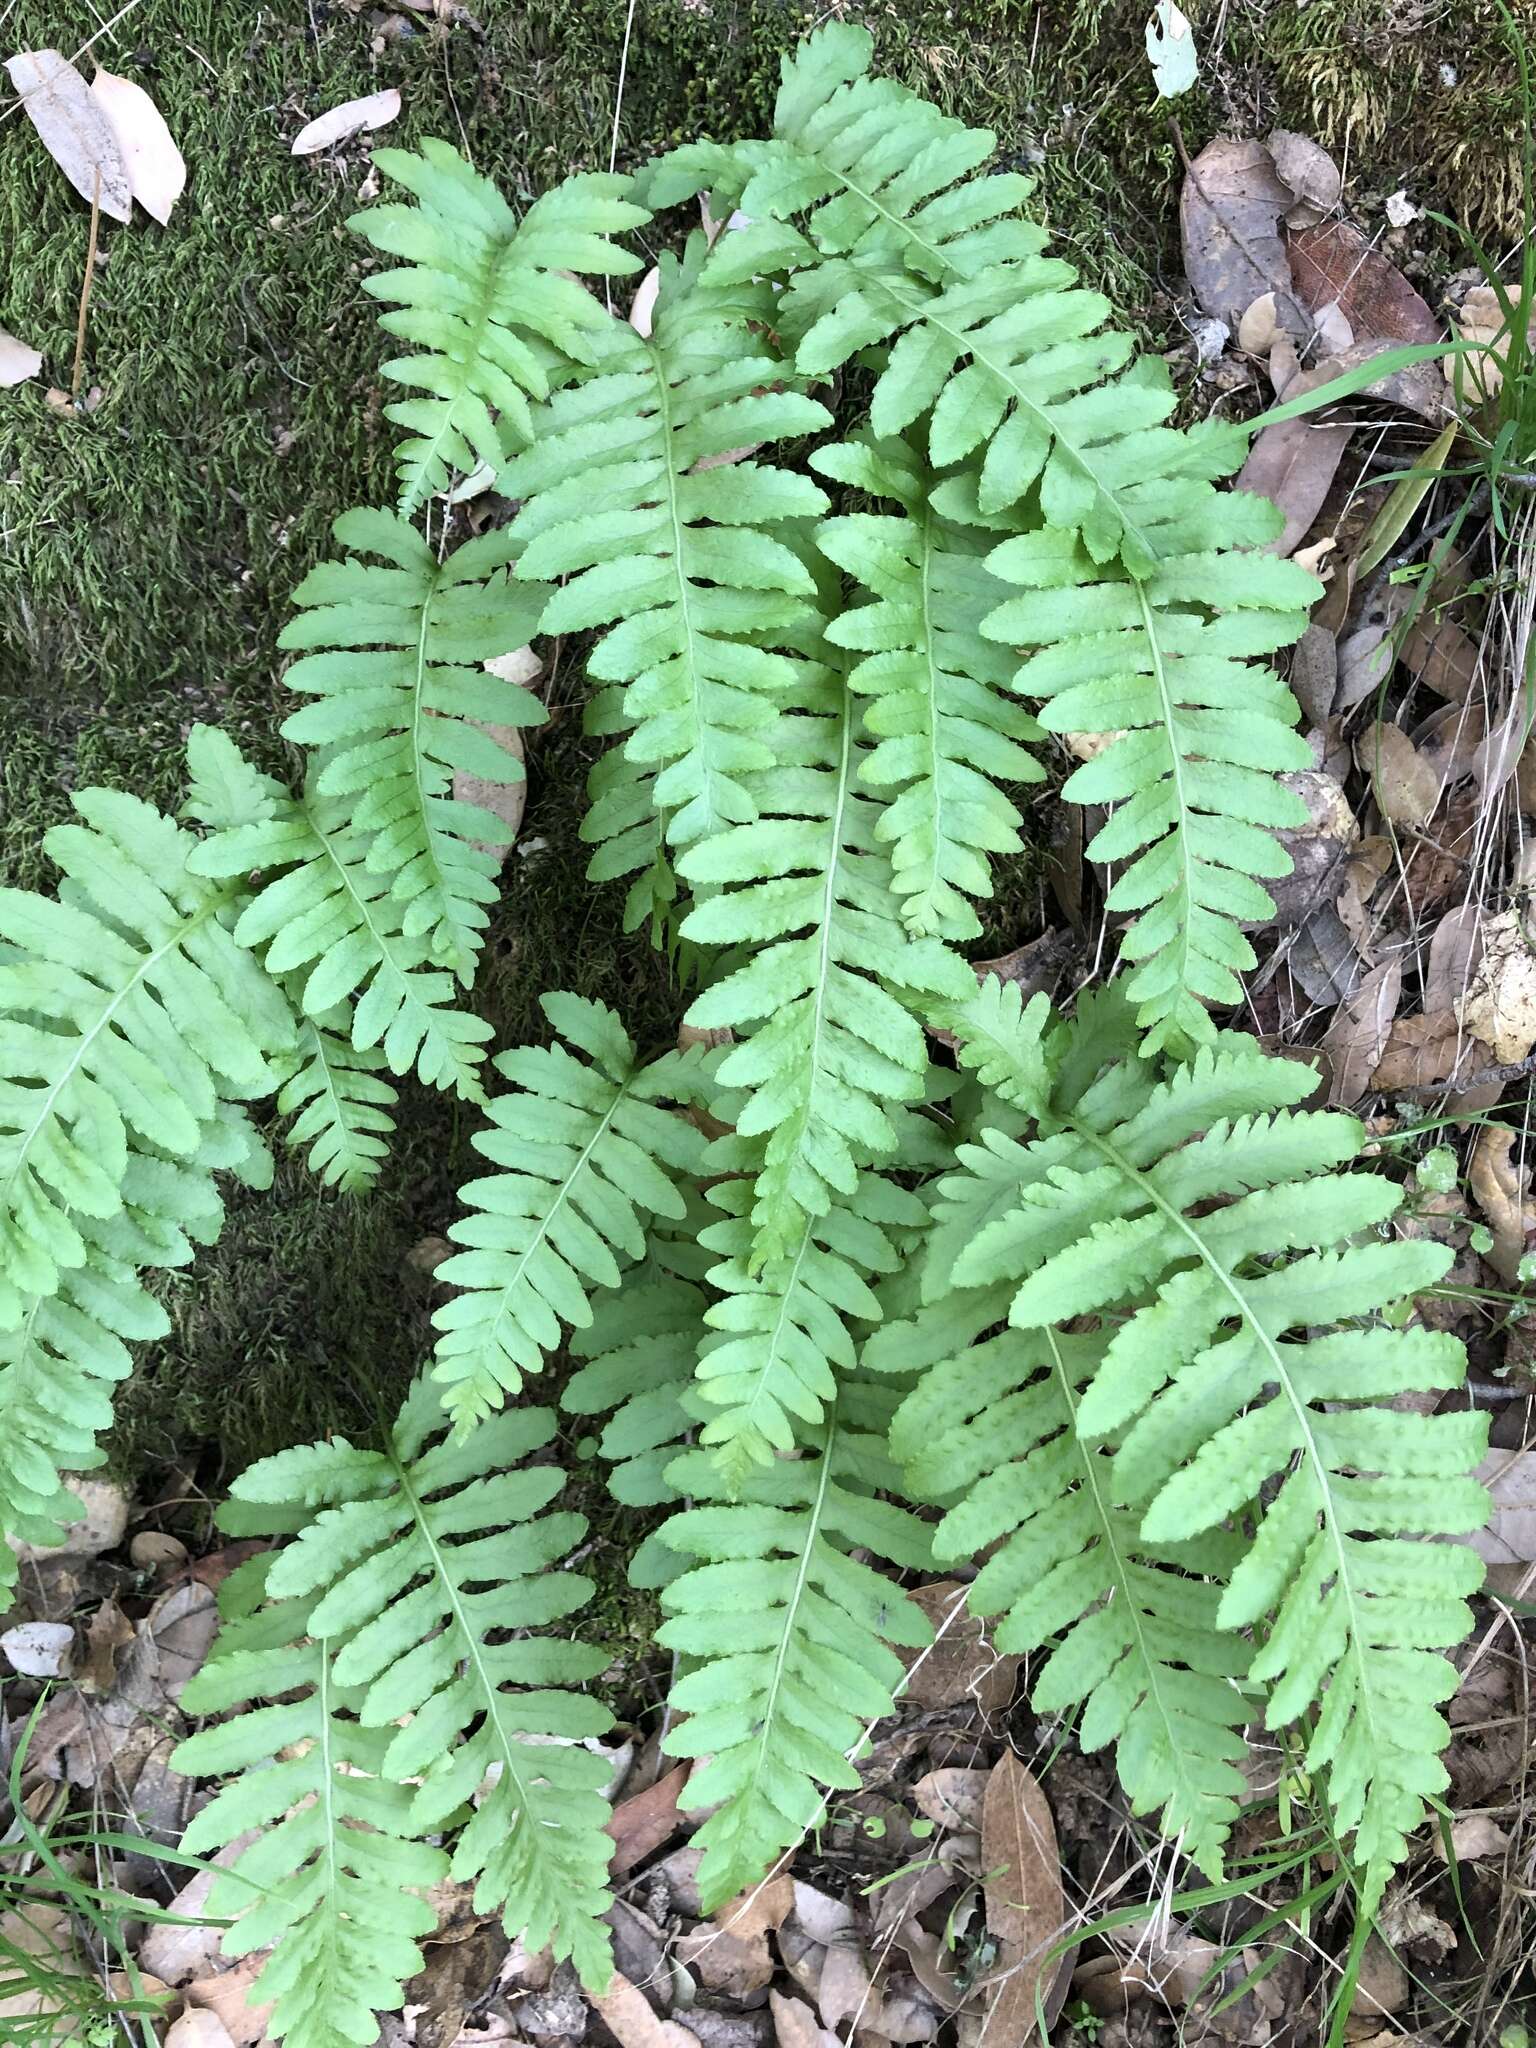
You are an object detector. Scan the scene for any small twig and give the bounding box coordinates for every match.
[71,169,102,402]
[1392,1048,1536,1098]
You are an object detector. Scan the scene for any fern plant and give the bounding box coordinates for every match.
[0,30,1497,2046]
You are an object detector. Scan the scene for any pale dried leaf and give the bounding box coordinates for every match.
[0,1620,74,1677]
[677,1876,793,1998]
[1400,613,1480,704]
[0,327,43,386]
[10,1474,128,1563]
[89,68,185,222]
[1426,903,1485,1014]
[5,50,132,220]
[166,2011,237,2048]
[979,1754,1065,2048]
[291,88,402,156]
[914,1768,990,1834]
[1371,1012,1486,1093]
[1453,1447,1536,1570]
[1354,1935,1407,2019]
[1279,337,1448,424]
[1457,906,1536,1061]
[1357,721,1439,825]
[1468,1124,1531,1282]
[1236,290,1280,355]
[1324,956,1401,1105]
[592,1973,701,2048]
[1433,1812,1509,1862]
[184,1953,274,2045]
[77,1594,134,1692]
[1448,284,1521,401]
[1180,138,1303,334]
[1312,298,1354,353]
[629,266,660,337]
[770,1991,842,2048]
[1268,129,1341,228]
[1235,418,1353,557]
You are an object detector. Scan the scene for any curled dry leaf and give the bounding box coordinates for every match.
[1267,129,1341,229]
[1268,769,1357,928]
[1357,721,1440,826]
[1236,290,1280,356]
[1179,138,1304,335]
[1457,906,1536,1062]
[0,328,43,387]
[1371,1012,1487,1094]
[1434,1812,1510,1862]
[5,50,132,221]
[89,68,185,223]
[182,1952,273,2046]
[770,1991,842,2048]
[1288,221,1441,346]
[1468,1124,1532,1282]
[607,1761,688,1875]
[676,1875,793,1999]
[1324,956,1401,1106]
[629,265,661,337]
[593,1971,702,2048]
[291,87,402,156]
[979,1754,1066,2046]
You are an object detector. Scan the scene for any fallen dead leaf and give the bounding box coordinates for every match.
[629,265,660,337]
[1448,284,1521,402]
[914,1767,990,1834]
[0,327,43,386]
[0,1620,75,1678]
[979,1754,1065,2048]
[1433,1812,1510,1862]
[1425,903,1485,1014]
[770,1990,842,2048]
[677,1875,793,1998]
[1452,1447,1534,1589]
[1324,956,1401,1106]
[1268,769,1358,928]
[5,50,132,220]
[1357,721,1439,826]
[1280,338,1447,426]
[902,1583,1020,1715]
[1237,415,1354,558]
[183,1953,274,2046]
[89,67,185,222]
[1371,1012,1488,1093]
[1353,1934,1407,2020]
[1288,221,1441,345]
[1180,138,1305,335]
[1267,129,1341,229]
[1400,613,1480,705]
[291,87,402,156]
[0,1902,89,2035]
[77,1594,134,1692]
[1289,621,1338,727]
[1457,905,1536,1062]
[607,1762,688,1875]
[1236,290,1280,355]
[1468,1124,1532,1282]
[592,1970,702,2048]
[455,723,527,859]
[165,2010,237,2048]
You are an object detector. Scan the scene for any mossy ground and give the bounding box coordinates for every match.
[1,0,1523,1601]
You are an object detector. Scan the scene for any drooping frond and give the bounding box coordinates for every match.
[431,993,709,1429]
[0,1104,271,1590]
[886,1301,1251,1876]
[812,435,1043,942]
[275,1015,397,1194]
[278,510,546,983]
[173,1590,447,2048]
[938,981,1490,1903]
[191,1378,617,1989]
[658,1403,933,1909]
[643,25,1240,570]
[354,139,649,513]
[501,247,833,913]
[678,671,972,1265]
[0,788,291,1320]
[691,1170,926,1481]
[981,516,1319,1051]
[190,785,494,1101]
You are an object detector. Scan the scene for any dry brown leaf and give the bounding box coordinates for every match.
[1425,903,1485,1015]
[10,1475,128,1565]
[454,723,526,858]
[1102,1916,1222,2010]
[1288,221,1440,345]
[677,1875,793,1998]
[902,1583,1020,1714]
[1400,613,1480,704]
[1454,1447,1536,1580]
[1267,129,1341,229]
[89,68,185,223]
[1353,1935,1408,2019]
[0,1902,89,2035]
[1371,1012,1487,1093]
[78,1594,135,1692]
[1235,418,1353,557]
[0,327,43,386]
[1468,1124,1531,1281]
[1357,721,1439,825]
[1324,957,1401,1106]
[184,1953,274,2045]
[1280,338,1447,425]
[166,2011,237,2048]
[1289,621,1338,727]
[770,1990,843,2048]
[607,1762,688,1875]
[1448,284,1521,401]
[914,1767,990,1834]
[1268,769,1358,928]
[1335,833,1392,954]
[1180,139,1303,334]
[979,1754,1065,2048]
[291,88,402,156]
[1312,298,1354,354]
[5,51,132,220]
[1457,906,1536,1062]
[593,1972,702,2048]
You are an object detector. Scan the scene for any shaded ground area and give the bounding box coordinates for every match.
[0,0,1523,1499]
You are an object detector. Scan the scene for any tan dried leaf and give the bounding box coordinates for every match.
[902,1582,1020,1714]
[1433,1812,1509,1862]
[291,88,402,155]
[677,1875,793,1998]
[183,1953,274,2045]
[1236,290,1280,355]
[1288,222,1441,346]
[914,1767,990,1834]
[0,328,43,387]
[1457,906,1536,1062]
[1468,1124,1531,1282]
[1400,613,1480,704]
[89,68,185,223]
[1234,417,1352,558]
[770,1991,844,2048]
[1448,284,1521,401]
[1370,1012,1486,1093]
[1180,139,1302,333]
[1357,721,1439,825]
[979,1754,1065,2047]
[165,2010,237,2048]
[1324,957,1402,1105]
[1268,129,1341,228]
[5,51,132,220]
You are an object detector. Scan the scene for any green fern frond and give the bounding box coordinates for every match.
[981,521,1319,1051]
[812,435,1043,942]
[501,248,833,902]
[658,1407,933,1909]
[692,1170,926,1479]
[939,989,1490,1900]
[354,139,649,513]
[190,787,494,1101]
[679,675,972,1264]
[890,1304,1251,1876]
[0,788,291,1320]
[432,993,709,1429]
[276,1015,397,1193]
[277,509,546,983]
[193,1378,617,1987]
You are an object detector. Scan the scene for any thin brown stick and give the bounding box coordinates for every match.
[71,167,101,402]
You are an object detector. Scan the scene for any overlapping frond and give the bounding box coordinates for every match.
[500,249,833,920]
[0,789,290,1320]
[812,436,1043,942]
[431,993,709,1429]
[937,981,1490,1902]
[275,1016,397,1193]
[354,139,649,513]
[658,1405,933,1908]
[981,515,1319,1051]
[278,509,546,983]
[190,786,494,1101]
[678,673,972,1265]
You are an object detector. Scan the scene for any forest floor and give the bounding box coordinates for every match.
[2,0,1535,2043]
